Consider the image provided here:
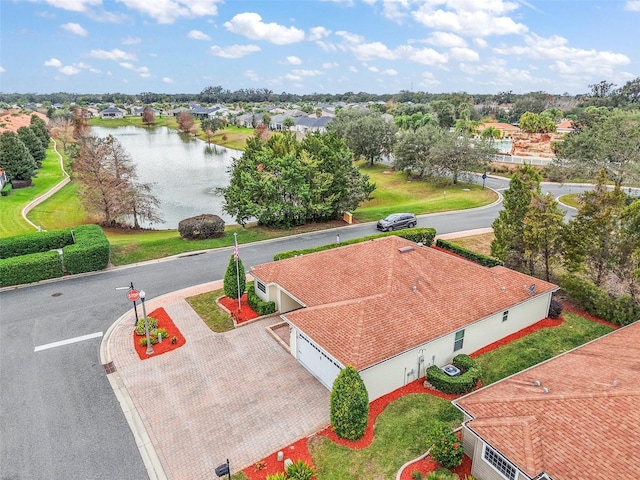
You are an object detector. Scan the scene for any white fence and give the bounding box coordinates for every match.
[491,154,554,166]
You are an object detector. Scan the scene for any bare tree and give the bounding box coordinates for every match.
[177,112,194,134]
[142,106,156,126]
[124,181,163,228]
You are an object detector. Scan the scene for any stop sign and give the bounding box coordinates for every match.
[127,289,140,302]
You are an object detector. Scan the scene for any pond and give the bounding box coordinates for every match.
[91,126,240,229]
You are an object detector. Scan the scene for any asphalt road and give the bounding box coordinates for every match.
[0,175,594,480]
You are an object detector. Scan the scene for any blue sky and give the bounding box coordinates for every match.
[1,0,639,96]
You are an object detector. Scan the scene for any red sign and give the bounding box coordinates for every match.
[126,289,140,302]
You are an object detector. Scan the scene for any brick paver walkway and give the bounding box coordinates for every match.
[107,292,330,480]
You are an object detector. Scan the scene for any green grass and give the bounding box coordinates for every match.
[353,163,497,223]
[184,288,235,332]
[28,181,89,229]
[0,144,68,237]
[309,394,462,480]
[476,312,613,386]
[558,193,581,208]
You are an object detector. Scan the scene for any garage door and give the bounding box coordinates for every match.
[297,332,342,389]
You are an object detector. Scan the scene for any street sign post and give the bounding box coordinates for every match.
[127,289,140,302]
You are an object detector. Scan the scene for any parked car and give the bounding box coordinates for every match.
[376,213,417,231]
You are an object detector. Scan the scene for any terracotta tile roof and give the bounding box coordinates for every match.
[0,110,48,133]
[250,236,557,370]
[455,322,640,480]
[477,122,520,132]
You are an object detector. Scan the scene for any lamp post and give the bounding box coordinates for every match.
[139,290,154,355]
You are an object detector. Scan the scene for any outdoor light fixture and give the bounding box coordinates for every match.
[215,459,231,479]
[139,290,153,355]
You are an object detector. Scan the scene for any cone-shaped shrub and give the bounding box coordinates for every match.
[330,365,369,440]
[223,254,246,299]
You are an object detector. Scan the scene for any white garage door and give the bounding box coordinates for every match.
[297,332,342,389]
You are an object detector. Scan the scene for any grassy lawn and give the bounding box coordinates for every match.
[28,181,90,229]
[476,311,613,386]
[447,232,495,257]
[184,288,234,332]
[0,144,67,237]
[354,163,497,223]
[558,193,581,208]
[309,394,462,480]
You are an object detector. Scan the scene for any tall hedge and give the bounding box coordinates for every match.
[0,251,63,287]
[274,227,437,261]
[435,239,503,267]
[330,365,369,441]
[63,224,110,274]
[247,285,276,315]
[0,229,72,259]
[223,254,246,299]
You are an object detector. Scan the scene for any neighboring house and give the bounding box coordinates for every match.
[293,116,332,134]
[477,122,520,138]
[250,236,557,400]
[453,321,639,480]
[99,107,125,119]
[555,119,575,134]
[132,107,160,117]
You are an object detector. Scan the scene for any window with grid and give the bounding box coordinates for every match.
[454,329,464,351]
[502,310,509,322]
[483,445,516,480]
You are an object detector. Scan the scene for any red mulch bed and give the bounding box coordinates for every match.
[133,307,186,360]
[242,436,313,480]
[218,293,260,324]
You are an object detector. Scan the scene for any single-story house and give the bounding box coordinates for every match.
[477,122,521,138]
[99,107,125,119]
[293,116,332,135]
[555,119,575,134]
[250,236,558,400]
[453,320,639,480]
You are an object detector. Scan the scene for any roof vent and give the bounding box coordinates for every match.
[612,380,618,387]
[398,246,414,253]
[542,387,549,394]
[533,380,541,387]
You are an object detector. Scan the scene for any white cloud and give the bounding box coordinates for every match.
[245,69,259,81]
[286,56,302,65]
[474,38,488,48]
[116,0,222,24]
[412,1,528,37]
[379,0,411,22]
[121,37,141,45]
[316,40,338,52]
[59,65,81,75]
[44,58,63,68]
[224,12,305,45]
[61,22,88,36]
[290,69,322,77]
[308,26,331,41]
[349,66,358,73]
[119,62,151,77]
[449,47,479,61]
[89,49,137,61]
[0,66,5,73]
[188,30,211,40]
[210,44,261,58]
[383,68,398,75]
[425,32,466,48]
[163,77,175,83]
[397,45,449,65]
[420,71,440,87]
[368,66,379,72]
[625,0,640,11]
[44,0,101,12]
[322,62,339,68]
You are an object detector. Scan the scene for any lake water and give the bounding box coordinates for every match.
[91,126,240,229]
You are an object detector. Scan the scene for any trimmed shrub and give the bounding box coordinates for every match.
[425,422,464,469]
[0,250,63,287]
[435,239,503,267]
[0,229,72,259]
[330,365,369,441]
[63,224,110,274]
[140,336,159,346]
[426,355,481,395]
[247,285,276,315]
[223,254,246,299]
[274,227,437,261]
[135,317,159,336]
[178,214,225,240]
[1,183,12,196]
[548,299,563,319]
[285,459,316,480]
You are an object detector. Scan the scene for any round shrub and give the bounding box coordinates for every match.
[135,317,158,336]
[285,459,316,480]
[548,299,563,319]
[426,421,464,469]
[330,365,369,441]
[178,214,225,240]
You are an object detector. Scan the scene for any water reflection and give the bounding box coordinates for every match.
[91,125,241,230]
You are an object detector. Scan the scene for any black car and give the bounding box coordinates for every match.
[376,213,417,231]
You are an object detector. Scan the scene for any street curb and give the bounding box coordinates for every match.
[101,310,168,480]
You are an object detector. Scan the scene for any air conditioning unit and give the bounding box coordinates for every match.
[441,364,461,377]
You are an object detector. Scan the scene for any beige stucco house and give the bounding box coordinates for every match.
[250,236,558,400]
[454,320,638,480]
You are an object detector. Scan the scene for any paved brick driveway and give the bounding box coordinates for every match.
[108,298,330,480]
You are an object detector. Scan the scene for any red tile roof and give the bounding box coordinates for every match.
[477,122,520,132]
[250,236,557,369]
[455,321,640,480]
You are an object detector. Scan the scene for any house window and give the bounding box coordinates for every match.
[454,330,464,351]
[483,445,517,480]
[502,310,509,322]
[257,281,266,293]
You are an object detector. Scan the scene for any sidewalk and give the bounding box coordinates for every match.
[101,280,330,480]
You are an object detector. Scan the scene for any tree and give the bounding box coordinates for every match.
[142,106,156,126]
[223,253,246,301]
[72,108,90,139]
[519,112,557,133]
[327,109,397,165]
[29,115,50,148]
[177,112,195,134]
[124,181,163,229]
[330,365,369,441]
[425,421,464,469]
[393,124,440,177]
[17,126,46,166]
[429,100,455,129]
[220,131,374,228]
[283,117,295,130]
[49,116,75,152]
[554,109,640,187]
[523,192,565,280]
[428,130,495,185]
[0,131,37,181]
[262,111,271,127]
[491,165,542,270]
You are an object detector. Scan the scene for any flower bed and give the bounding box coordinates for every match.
[132,307,186,360]
[218,293,260,324]
[241,436,313,480]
